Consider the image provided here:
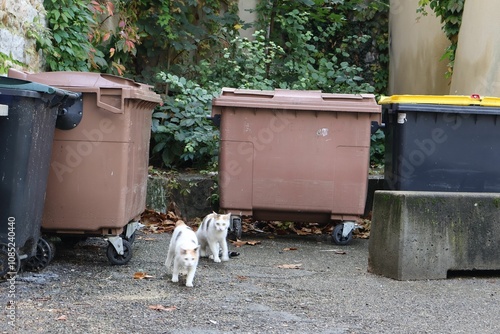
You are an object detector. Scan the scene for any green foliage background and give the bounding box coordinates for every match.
[31,0,390,170]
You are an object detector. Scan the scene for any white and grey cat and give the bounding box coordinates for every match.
[164,221,199,287]
[196,212,230,263]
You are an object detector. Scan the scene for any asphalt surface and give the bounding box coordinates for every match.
[1,230,499,333]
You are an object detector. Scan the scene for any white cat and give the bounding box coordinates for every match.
[164,221,199,287]
[196,212,230,263]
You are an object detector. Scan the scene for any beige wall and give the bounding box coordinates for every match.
[388,0,450,95]
[238,0,257,39]
[450,0,500,96]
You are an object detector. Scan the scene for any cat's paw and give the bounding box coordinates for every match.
[213,257,221,263]
[171,276,179,283]
[221,256,229,262]
[185,282,194,287]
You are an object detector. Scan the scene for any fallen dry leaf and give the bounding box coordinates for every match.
[139,208,373,239]
[140,209,182,234]
[277,263,302,269]
[148,304,177,312]
[56,315,67,321]
[133,272,154,279]
[230,239,247,247]
[236,275,248,281]
[230,239,262,247]
[283,247,298,251]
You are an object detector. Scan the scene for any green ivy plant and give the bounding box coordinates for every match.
[254,0,388,94]
[196,30,285,91]
[151,73,220,169]
[417,0,465,77]
[114,0,245,81]
[271,9,375,93]
[370,128,385,169]
[38,0,104,71]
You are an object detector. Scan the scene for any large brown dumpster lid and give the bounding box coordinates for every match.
[212,88,381,114]
[8,69,162,114]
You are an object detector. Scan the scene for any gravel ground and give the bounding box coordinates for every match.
[1,231,500,334]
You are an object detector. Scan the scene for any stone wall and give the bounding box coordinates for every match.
[0,0,45,72]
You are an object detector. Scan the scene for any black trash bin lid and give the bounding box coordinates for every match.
[0,76,57,94]
[0,76,81,107]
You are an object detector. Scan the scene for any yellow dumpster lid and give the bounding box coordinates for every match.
[212,87,381,114]
[378,94,500,107]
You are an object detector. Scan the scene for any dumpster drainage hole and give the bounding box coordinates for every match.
[447,270,500,279]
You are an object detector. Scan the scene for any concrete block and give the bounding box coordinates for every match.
[368,191,500,280]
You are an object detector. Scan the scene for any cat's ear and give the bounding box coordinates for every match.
[180,248,187,255]
[193,246,199,252]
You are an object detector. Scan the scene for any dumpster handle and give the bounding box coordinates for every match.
[96,88,125,114]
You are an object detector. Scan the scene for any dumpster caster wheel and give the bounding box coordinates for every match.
[127,232,136,244]
[106,239,133,265]
[121,221,143,245]
[0,243,21,279]
[24,238,53,272]
[331,224,353,246]
[45,237,56,262]
[121,231,136,245]
[228,216,243,241]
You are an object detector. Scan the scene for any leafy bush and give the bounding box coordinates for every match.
[196,30,284,91]
[38,0,102,71]
[151,73,220,170]
[197,24,376,95]
[370,129,385,169]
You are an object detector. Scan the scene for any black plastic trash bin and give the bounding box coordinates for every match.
[379,95,500,191]
[0,77,82,278]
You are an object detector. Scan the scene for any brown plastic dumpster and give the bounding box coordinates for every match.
[212,88,381,245]
[8,69,162,264]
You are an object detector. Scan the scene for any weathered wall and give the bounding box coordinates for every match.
[0,0,45,72]
[450,0,500,96]
[388,0,450,95]
[238,0,257,39]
